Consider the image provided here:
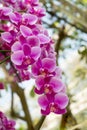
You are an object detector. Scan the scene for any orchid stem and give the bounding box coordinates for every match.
[0,50,11,52]
[0,56,10,64]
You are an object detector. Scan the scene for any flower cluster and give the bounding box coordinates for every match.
[32,59,68,115]
[0,111,16,130]
[0,0,69,115]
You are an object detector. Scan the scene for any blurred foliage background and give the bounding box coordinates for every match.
[0,0,87,130]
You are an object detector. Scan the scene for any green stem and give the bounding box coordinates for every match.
[0,56,10,64]
[0,30,4,33]
[0,50,11,52]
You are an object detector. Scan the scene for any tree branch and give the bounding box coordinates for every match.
[10,90,26,121]
[11,83,34,130]
[55,25,66,64]
[35,116,46,130]
[49,0,87,32]
[46,10,87,33]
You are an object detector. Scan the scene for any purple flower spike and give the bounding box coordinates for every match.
[0,0,69,116]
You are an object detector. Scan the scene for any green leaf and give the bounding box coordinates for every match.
[30,86,35,98]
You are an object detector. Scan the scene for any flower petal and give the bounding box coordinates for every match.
[23,44,31,56]
[42,58,56,72]
[31,47,41,60]
[54,67,62,78]
[34,88,43,94]
[50,78,64,92]
[11,51,24,65]
[1,32,12,43]
[38,95,48,110]
[35,75,45,90]
[61,84,66,93]
[38,34,50,44]
[19,35,27,44]
[55,108,67,114]
[9,13,19,24]
[55,93,69,109]
[23,14,38,25]
[41,107,50,115]
[11,41,22,52]
[31,63,39,76]
[20,25,32,37]
[27,36,40,46]
[3,7,12,16]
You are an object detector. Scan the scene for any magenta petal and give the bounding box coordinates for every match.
[55,108,67,114]
[50,78,64,92]
[23,14,38,25]
[31,47,41,60]
[61,85,66,93]
[31,63,39,76]
[54,67,62,78]
[34,88,43,94]
[28,14,38,25]
[38,34,50,44]
[41,108,50,115]
[1,32,12,43]
[9,13,19,24]
[23,44,31,56]
[11,0,16,3]
[55,93,69,109]
[20,25,32,37]
[27,36,40,46]
[35,76,45,90]
[42,58,56,72]
[38,95,48,110]
[38,8,46,17]
[19,35,27,44]
[11,41,22,52]
[11,51,24,65]
[32,0,39,4]
[3,7,12,16]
